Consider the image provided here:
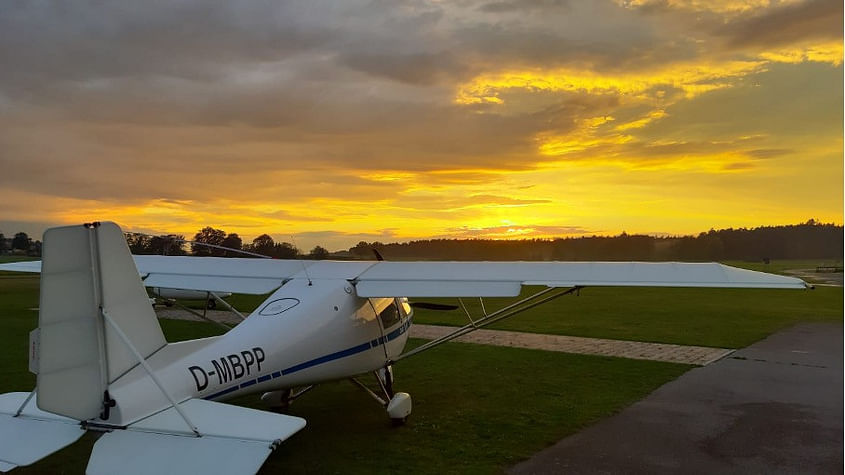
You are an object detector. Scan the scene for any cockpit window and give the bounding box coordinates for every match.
[258,298,300,316]
[378,301,401,328]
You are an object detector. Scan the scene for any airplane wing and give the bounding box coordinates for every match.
[0,258,807,296]
[351,261,809,296]
[0,260,41,273]
[0,256,376,295]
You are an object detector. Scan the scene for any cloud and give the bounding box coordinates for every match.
[442,224,593,239]
[717,0,843,50]
[478,0,571,13]
[0,0,840,248]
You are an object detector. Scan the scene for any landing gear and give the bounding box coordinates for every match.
[261,386,315,413]
[387,393,412,425]
[351,365,412,425]
[261,388,292,412]
[206,298,217,310]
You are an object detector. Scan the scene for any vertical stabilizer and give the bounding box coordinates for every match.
[36,222,166,421]
[97,223,167,383]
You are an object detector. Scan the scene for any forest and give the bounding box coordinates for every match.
[347,221,843,262]
[2,220,841,262]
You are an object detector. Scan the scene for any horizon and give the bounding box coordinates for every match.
[0,1,842,251]
[1,220,839,254]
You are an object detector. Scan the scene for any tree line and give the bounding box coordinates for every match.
[348,220,843,262]
[2,220,842,261]
[0,232,41,255]
[125,227,329,260]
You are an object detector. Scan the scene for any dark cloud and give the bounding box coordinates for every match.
[745,148,794,159]
[719,0,843,50]
[478,0,571,13]
[622,0,842,57]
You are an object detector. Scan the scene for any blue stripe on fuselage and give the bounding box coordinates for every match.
[203,318,412,400]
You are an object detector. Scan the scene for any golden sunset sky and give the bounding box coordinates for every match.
[0,0,842,250]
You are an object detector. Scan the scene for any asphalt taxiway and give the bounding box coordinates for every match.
[509,323,843,474]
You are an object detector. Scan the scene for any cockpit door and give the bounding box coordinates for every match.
[369,297,411,360]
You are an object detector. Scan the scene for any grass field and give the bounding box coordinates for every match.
[0,259,841,472]
[410,285,842,348]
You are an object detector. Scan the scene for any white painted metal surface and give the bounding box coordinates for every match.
[387,392,412,420]
[98,223,168,383]
[136,255,304,295]
[131,398,306,439]
[36,225,105,420]
[87,431,273,475]
[0,260,40,272]
[87,398,305,475]
[0,392,85,470]
[1,255,808,295]
[357,279,522,297]
[354,261,808,296]
[143,273,283,295]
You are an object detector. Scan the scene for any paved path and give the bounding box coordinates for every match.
[156,308,732,366]
[509,323,844,474]
[411,325,732,366]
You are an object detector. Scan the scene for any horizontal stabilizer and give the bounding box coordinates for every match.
[87,398,306,475]
[0,392,85,471]
[88,431,273,475]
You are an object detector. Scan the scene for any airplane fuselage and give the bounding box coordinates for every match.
[105,278,411,426]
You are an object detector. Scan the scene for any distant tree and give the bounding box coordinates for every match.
[150,235,187,255]
[0,233,6,253]
[125,233,151,254]
[308,245,329,260]
[252,234,275,256]
[125,233,186,255]
[350,241,371,257]
[273,242,299,259]
[12,232,31,251]
[221,233,243,257]
[192,227,227,256]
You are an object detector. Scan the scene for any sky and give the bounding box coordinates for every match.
[0,0,842,251]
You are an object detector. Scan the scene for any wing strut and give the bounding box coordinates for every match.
[392,286,582,363]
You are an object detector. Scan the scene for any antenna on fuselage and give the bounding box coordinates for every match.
[289,234,313,286]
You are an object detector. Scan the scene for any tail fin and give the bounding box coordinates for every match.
[36,222,166,420]
[3,222,307,473]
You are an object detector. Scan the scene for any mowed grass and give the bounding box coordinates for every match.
[1,274,688,474]
[411,285,842,348]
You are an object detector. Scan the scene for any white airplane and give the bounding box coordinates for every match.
[0,222,807,474]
